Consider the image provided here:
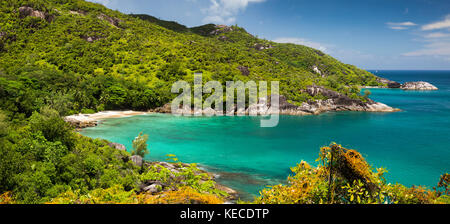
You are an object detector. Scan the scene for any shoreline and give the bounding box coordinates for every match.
[65,110,149,122]
[65,104,400,128]
[64,110,149,129]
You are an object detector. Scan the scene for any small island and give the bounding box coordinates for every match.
[374,77,438,91]
[401,81,439,91]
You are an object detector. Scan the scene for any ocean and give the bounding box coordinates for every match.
[81,70,450,200]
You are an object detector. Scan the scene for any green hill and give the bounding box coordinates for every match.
[0,0,382,119]
[1,0,447,205]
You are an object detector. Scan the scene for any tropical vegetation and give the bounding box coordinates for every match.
[250,143,449,204]
[0,0,447,204]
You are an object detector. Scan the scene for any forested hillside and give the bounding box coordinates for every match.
[0,0,382,120]
[0,0,448,205]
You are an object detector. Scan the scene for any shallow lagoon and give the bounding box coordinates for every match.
[81,70,450,199]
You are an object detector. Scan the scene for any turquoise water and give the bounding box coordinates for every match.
[81,70,450,200]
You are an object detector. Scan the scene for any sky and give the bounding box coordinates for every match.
[88,0,450,70]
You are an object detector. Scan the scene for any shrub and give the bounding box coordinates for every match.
[252,143,447,204]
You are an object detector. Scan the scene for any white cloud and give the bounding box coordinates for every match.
[424,32,450,39]
[422,14,450,31]
[387,22,417,26]
[389,26,408,30]
[403,41,450,57]
[401,15,450,60]
[386,21,417,30]
[202,0,265,25]
[273,37,329,52]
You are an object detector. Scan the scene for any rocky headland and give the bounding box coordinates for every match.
[150,85,400,116]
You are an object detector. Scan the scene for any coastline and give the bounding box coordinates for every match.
[67,105,399,201]
[64,84,406,127]
[66,110,149,122]
[65,102,400,128]
[64,110,149,129]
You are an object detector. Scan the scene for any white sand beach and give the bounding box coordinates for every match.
[65,111,148,123]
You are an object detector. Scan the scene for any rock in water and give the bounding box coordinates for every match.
[401,81,438,90]
[131,155,143,166]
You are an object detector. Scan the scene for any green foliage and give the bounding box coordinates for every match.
[1,0,442,205]
[0,108,142,203]
[0,111,8,137]
[139,161,226,197]
[0,0,382,119]
[48,185,138,204]
[0,107,227,203]
[363,89,372,98]
[130,14,190,33]
[131,132,149,158]
[29,106,75,148]
[251,143,448,204]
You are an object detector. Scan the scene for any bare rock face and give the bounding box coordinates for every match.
[81,35,104,43]
[69,10,87,16]
[143,184,162,194]
[218,35,229,41]
[401,81,438,91]
[19,6,54,22]
[108,142,126,151]
[312,66,323,76]
[253,43,273,51]
[131,155,143,167]
[298,85,398,114]
[97,13,121,27]
[266,86,398,115]
[237,66,250,76]
[63,117,97,129]
[152,103,172,113]
[376,77,401,88]
[215,184,238,201]
[210,25,234,35]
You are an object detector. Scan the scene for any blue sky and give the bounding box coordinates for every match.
[89,0,450,70]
